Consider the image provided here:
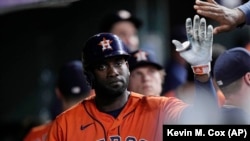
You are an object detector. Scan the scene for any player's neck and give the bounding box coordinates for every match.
[95,91,130,112]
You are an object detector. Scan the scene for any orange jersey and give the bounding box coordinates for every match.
[46,92,188,141]
[24,122,52,141]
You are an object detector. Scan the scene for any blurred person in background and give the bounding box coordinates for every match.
[23,60,91,141]
[98,9,142,53]
[127,49,166,96]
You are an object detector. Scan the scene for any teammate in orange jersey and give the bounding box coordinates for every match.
[23,60,91,141]
[46,15,219,141]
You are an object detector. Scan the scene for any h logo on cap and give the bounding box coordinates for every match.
[98,37,113,51]
[134,50,148,62]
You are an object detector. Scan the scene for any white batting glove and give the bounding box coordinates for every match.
[172,15,213,75]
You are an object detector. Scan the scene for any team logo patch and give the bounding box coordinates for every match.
[98,37,113,51]
[134,50,148,62]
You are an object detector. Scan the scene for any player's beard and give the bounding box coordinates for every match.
[94,77,129,99]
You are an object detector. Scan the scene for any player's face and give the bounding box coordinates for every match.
[128,65,163,96]
[93,56,130,97]
[111,21,139,52]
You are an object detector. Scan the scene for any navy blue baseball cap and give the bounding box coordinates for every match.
[99,9,142,32]
[213,47,250,87]
[128,49,163,72]
[57,60,91,98]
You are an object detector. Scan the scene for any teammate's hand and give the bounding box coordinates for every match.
[194,0,245,34]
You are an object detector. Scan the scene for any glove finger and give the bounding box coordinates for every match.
[199,18,206,41]
[207,25,213,42]
[182,41,190,51]
[193,15,200,40]
[172,40,190,52]
[172,40,183,52]
[186,17,193,41]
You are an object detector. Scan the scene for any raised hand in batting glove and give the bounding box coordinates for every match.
[172,15,213,75]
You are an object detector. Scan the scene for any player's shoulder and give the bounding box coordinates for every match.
[130,92,145,98]
[128,92,187,111]
[54,97,95,121]
[130,91,170,100]
[131,91,188,106]
[130,91,177,104]
[23,122,52,141]
[31,122,52,132]
[55,102,83,119]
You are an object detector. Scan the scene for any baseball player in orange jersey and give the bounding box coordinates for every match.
[46,15,219,141]
[23,60,91,141]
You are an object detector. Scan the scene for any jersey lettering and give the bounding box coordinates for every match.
[110,135,121,141]
[97,135,147,141]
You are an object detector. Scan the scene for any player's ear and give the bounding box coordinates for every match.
[126,61,130,69]
[243,72,250,86]
[84,71,95,88]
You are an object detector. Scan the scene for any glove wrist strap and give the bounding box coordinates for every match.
[191,63,211,75]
